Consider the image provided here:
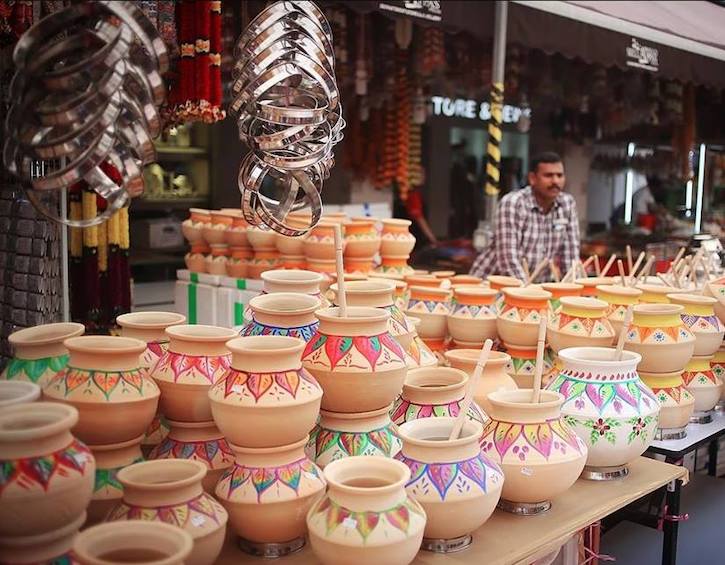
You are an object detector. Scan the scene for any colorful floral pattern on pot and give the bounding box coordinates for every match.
[596,284,642,339]
[404,330,439,369]
[405,286,452,340]
[639,371,695,431]
[503,344,555,389]
[380,219,416,257]
[667,293,725,357]
[681,355,722,413]
[496,288,551,348]
[447,287,498,345]
[241,293,321,343]
[547,297,615,353]
[116,312,186,369]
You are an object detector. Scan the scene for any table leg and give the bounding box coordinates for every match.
[661,479,682,565]
[707,440,719,477]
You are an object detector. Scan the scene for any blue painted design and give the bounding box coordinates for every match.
[240,319,319,342]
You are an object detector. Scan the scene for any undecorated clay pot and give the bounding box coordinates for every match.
[0,402,95,537]
[444,349,517,415]
[480,390,587,513]
[547,297,615,354]
[242,293,321,342]
[43,336,159,446]
[548,347,658,478]
[116,311,186,370]
[681,355,722,414]
[74,520,193,565]
[306,456,426,565]
[0,380,40,407]
[496,287,551,348]
[2,322,84,386]
[703,279,725,323]
[624,304,696,373]
[381,219,416,256]
[541,282,584,315]
[447,286,498,345]
[108,460,227,565]
[217,437,326,552]
[210,335,323,448]
[667,293,725,357]
[150,325,236,422]
[391,367,486,427]
[405,286,452,340]
[307,406,402,468]
[404,317,439,369]
[185,243,209,273]
[596,284,642,339]
[262,268,325,297]
[376,254,414,276]
[636,283,677,304]
[396,418,503,545]
[302,307,407,413]
[639,371,695,437]
[0,511,85,565]
[503,344,554,389]
[247,250,281,279]
[246,226,278,251]
[182,208,210,244]
[304,221,339,261]
[344,219,381,258]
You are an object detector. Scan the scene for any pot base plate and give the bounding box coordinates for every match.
[690,410,713,424]
[497,498,551,516]
[581,464,629,481]
[715,401,724,413]
[655,426,688,440]
[237,537,305,559]
[421,534,473,553]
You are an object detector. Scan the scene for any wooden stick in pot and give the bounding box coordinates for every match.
[449,339,493,440]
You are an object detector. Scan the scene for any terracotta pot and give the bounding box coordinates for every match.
[549,347,658,474]
[185,244,209,273]
[210,335,322,448]
[108,460,227,565]
[43,336,159,445]
[225,216,249,247]
[636,283,677,304]
[307,406,402,468]
[503,344,554,389]
[74,520,193,565]
[370,275,410,311]
[202,215,228,246]
[322,211,347,224]
[639,371,695,433]
[280,255,307,270]
[0,380,40,407]
[405,286,452,340]
[205,244,229,276]
[391,367,486,427]
[404,317,439,369]
[575,277,616,297]
[703,280,725,323]
[262,268,325,296]
[116,312,186,369]
[148,420,234,493]
[480,390,587,509]
[541,282,584,314]
[547,297,615,354]
[496,288,551,347]
[344,256,376,274]
[447,286,498,344]
[306,456,426,565]
[182,209,209,244]
[376,254,414,276]
[344,219,381,258]
[303,306,407,413]
[304,222,339,261]
[0,512,85,565]
[405,274,441,288]
[226,258,249,278]
[396,418,503,542]
[712,344,725,401]
[444,349,517,414]
[596,284,642,339]
[150,325,236,422]
[141,415,170,456]
[487,275,523,292]
[217,437,326,546]
[0,402,95,537]
[681,355,722,413]
[624,304,696,373]
[3,322,84,386]
[276,232,306,256]
[247,250,281,279]
[246,226,277,251]
[380,219,415,256]
[242,293,321,342]
[667,293,725,356]
[421,337,448,366]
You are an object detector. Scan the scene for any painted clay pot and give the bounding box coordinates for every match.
[667,293,725,357]
[405,286,452,340]
[380,219,415,256]
[182,208,210,244]
[246,226,277,251]
[405,274,441,288]
[0,402,95,537]
[344,219,381,258]
[304,221,339,261]
[217,437,326,549]
[451,275,484,286]
[487,275,522,292]
[322,211,347,224]
[712,344,725,400]
[0,380,40,407]
[596,284,642,339]
[390,367,486,427]
[280,254,307,270]
[444,349,517,415]
[681,355,722,413]
[210,335,322,448]
[503,344,554,389]
[150,325,236,423]
[376,254,414,276]
[639,371,695,435]
[480,390,587,512]
[330,280,414,350]
[247,250,281,279]
[276,232,306,256]
[242,293,321,342]
[3,322,84,386]
[205,244,229,276]
[116,311,186,370]
[370,275,410,312]
[541,282,584,315]
[421,337,448,366]
[447,286,498,345]
[624,304,696,373]
[345,256,376,274]
[396,418,503,544]
[703,280,725,323]
[226,246,252,278]
[307,406,402,468]
[575,277,616,297]
[496,288,551,348]
[225,215,249,247]
[43,336,159,445]
[547,297,615,354]
[148,420,234,493]
[107,460,227,565]
[201,212,230,246]
[185,243,209,273]
[636,283,677,304]
[404,317,439,369]
[307,456,426,565]
[548,347,658,477]
[0,512,85,565]
[73,521,193,565]
[303,306,407,413]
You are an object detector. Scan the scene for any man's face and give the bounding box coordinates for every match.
[529,161,565,202]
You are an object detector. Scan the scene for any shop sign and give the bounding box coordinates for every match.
[430,96,532,124]
[626,38,659,72]
[378,1,442,22]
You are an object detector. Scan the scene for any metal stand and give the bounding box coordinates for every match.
[662,479,684,565]
[497,498,551,515]
[420,534,473,553]
[655,426,688,440]
[581,464,629,481]
[237,537,305,558]
[690,410,714,424]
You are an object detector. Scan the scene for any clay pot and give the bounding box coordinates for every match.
[405,286,452,340]
[481,390,587,511]
[344,219,381,258]
[404,317,439,369]
[344,256,376,274]
[225,216,249,247]
[574,277,615,297]
[444,349,517,415]
[148,420,234,493]
[667,293,725,356]
[596,284,642,339]
[496,288,551,347]
[201,213,229,246]
[712,344,725,398]
[302,307,408,413]
[150,325,236,422]
[185,243,209,273]
[262,268,325,296]
[304,221,339,261]
[0,402,95,537]
[205,245,229,276]
[451,275,484,286]
[624,304,696,373]
[217,437,326,547]
[487,275,522,292]
[636,283,677,304]
[322,211,347,224]
[246,226,277,251]
[306,456,426,565]
[247,250,281,279]
[447,286,498,345]
[116,311,186,369]
[0,512,85,565]
[370,275,410,311]
[541,282,584,314]
[210,335,322,448]
[0,380,40,407]
[307,406,402,468]
[681,355,722,413]
[391,367,486,427]
[703,280,725,323]
[43,336,159,445]
[503,344,556,389]
[276,232,306,256]
[3,322,84,386]
[547,297,615,353]
[396,418,503,542]
[379,219,415,256]
[549,347,658,475]
[182,208,210,244]
[307,258,337,276]
[280,255,307,270]
[639,371,695,434]
[226,246,252,278]
[242,293,321,342]
[405,274,441,288]
[376,254,414,276]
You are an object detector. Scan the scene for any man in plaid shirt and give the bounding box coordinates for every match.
[470,152,580,282]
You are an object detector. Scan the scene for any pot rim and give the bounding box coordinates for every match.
[487,389,563,410]
[117,459,206,491]
[502,287,552,300]
[397,417,482,448]
[559,296,608,309]
[636,283,677,295]
[116,312,186,329]
[9,322,85,347]
[89,434,145,452]
[542,282,584,291]
[666,293,717,306]
[408,285,451,297]
[64,335,146,355]
[319,404,393,421]
[0,380,41,406]
[487,274,523,287]
[226,335,305,356]
[381,218,412,227]
[0,511,87,547]
[249,293,321,315]
[315,306,390,324]
[638,370,686,378]
[261,269,324,284]
[369,275,407,289]
[330,280,396,295]
[404,367,468,391]
[633,303,684,315]
[165,324,238,342]
[444,349,511,365]
[0,401,78,442]
[324,455,409,496]
[558,346,641,366]
[596,284,642,297]
[228,435,308,455]
[453,286,498,298]
[575,276,616,286]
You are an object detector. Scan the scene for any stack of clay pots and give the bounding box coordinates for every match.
[247,227,281,279]
[376,219,416,276]
[304,221,340,275]
[275,213,309,270]
[344,218,381,274]
[406,284,452,357]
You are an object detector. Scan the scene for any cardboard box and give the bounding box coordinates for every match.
[174,280,218,325]
[134,218,184,250]
[217,287,259,330]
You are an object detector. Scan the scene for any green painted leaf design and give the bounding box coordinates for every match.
[604,431,617,445]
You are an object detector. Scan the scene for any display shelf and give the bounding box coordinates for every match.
[216,457,687,565]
